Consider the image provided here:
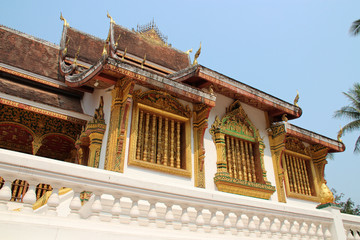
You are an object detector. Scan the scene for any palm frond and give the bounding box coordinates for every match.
[334,107,360,120]
[354,136,360,153]
[350,19,360,36]
[342,120,360,135]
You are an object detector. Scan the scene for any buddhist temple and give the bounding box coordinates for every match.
[0,14,359,239]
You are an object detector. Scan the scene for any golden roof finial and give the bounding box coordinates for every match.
[102,42,108,56]
[185,48,193,55]
[60,12,69,27]
[192,42,201,66]
[141,54,146,69]
[294,90,299,107]
[337,126,343,142]
[107,11,115,24]
[73,46,81,65]
[122,47,127,61]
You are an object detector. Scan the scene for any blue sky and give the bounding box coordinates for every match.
[1,0,360,204]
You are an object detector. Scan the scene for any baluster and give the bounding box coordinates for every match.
[176,122,181,168]
[90,194,102,221]
[46,187,60,216]
[129,197,140,225]
[284,155,293,192]
[323,226,332,240]
[172,204,182,230]
[156,116,162,164]
[165,202,174,229]
[316,224,324,238]
[99,193,114,222]
[244,142,252,182]
[216,211,225,234]
[226,136,233,177]
[22,181,36,214]
[270,217,281,239]
[136,110,144,160]
[156,202,166,228]
[296,157,305,195]
[119,197,132,224]
[0,177,13,211]
[181,205,190,230]
[299,221,308,237]
[279,218,290,239]
[69,189,82,219]
[258,214,270,238]
[240,141,248,181]
[290,155,301,194]
[163,118,169,166]
[209,209,219,233]
[148,200,157,228]
[308,222,317,238]
[201,209,212,233]
[170,120,175,167]
[143,112,150,161]
[248,215,260,238]
[289,220,300,238]
[235,138,243,180]
[111,197,121,223]
[150,114,157,163]
[354,229,360,240]
[301,159,311,195]
[231,137,237,178]
[348,229,356,240]
[188,207,198,231]
[223,211,232,235]
[138,199,150,226]
[249,143,256,182]
[195,207,205,232]
[235,213,245,236]
[294,156,305,194]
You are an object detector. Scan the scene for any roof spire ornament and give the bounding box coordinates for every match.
[293,90,299,107]
[337,126,343,142]
[141,54,146,69]
[121,47,127,61]
[282,114,288,122]
[73,46,81,65]
[185,48,193,55]
[60,12,69,27]
[107,11,115,24]
[192,42,201,66]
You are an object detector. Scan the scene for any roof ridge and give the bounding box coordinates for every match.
[68,26,105,42]
[0,24,60,49]
[114,24,190,56]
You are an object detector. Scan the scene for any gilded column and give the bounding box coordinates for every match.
[104,78,134,172]
[193,103,211,188]
[268,123,287,203]
[210,117,229,178]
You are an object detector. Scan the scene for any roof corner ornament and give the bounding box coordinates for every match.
[337,126,343,142]
[282,114,288,123]
[62,38,70,56]
[141,54,147,69]
[208,84,215,96]
[192,42,201,66]
[114,34,121,49]
[107,11,115,24]
[293,90,299,107]
[60,12,69,27]
[185,48,193,55]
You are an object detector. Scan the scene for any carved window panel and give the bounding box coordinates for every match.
[282,138,320,202]
[129,90,192,177]
[210,100,275,199]
[225,135,258,183]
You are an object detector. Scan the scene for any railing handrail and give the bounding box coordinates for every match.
[0,148,334,222]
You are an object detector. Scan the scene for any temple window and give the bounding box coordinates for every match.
[210,100,275,199]
[128,90,192,177]
[281,137,319,201]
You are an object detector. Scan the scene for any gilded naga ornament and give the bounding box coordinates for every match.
[319,182,334,204]
[294,90,299,107]
[282,114,288,122]
[192,42,201,66]
[60,12,69,27]
[107,11,115,24]
[185,48,193,55]
[337,126,343,142]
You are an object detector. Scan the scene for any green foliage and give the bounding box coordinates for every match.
[332,189,360,215]
[350,19,360,36]
[334,83,360,153]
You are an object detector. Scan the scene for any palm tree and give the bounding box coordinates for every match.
[350,19,360,36]
[334,83,360,152]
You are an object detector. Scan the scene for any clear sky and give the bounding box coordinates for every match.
[1,0,360,204]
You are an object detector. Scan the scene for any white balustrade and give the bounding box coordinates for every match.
[0,149,359,239]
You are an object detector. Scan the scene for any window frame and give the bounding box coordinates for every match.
[128,91,192,177]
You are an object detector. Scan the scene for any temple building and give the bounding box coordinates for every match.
[0,15,359,239]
